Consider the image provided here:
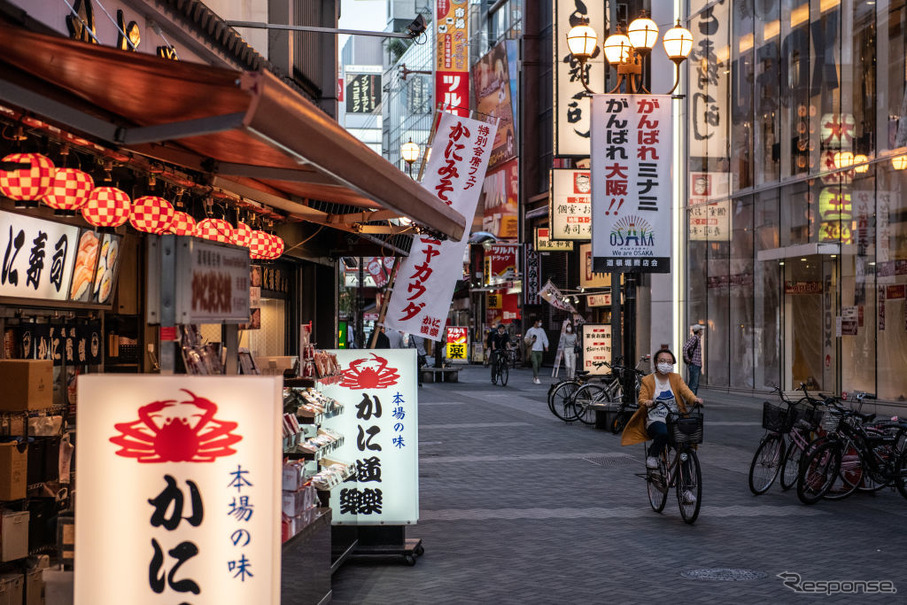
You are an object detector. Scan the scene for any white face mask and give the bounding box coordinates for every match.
[566,327,572,332]
[656,362,673,375]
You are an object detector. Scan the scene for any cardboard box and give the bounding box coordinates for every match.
[26,569,43,605]
[0,573,23,605]
[0,360,53,411]
[0,442,27,501]
[1,511,29,561]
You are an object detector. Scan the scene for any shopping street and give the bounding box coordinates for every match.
[330,365,907,604]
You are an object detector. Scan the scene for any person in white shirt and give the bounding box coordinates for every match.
[524,318,549,384]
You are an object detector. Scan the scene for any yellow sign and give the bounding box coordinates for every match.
[446,327,468,362]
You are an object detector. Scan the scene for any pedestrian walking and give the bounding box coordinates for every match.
[524,318,549,384]
[558,322,578,380]
[682,324,704,395]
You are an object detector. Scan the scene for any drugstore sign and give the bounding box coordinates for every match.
[76,376,282,605]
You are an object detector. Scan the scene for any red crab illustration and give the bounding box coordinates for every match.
[109,389,242,463]
[340,353,400,390]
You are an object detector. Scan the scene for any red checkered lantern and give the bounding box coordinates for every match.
[42,168,94,212]
[195,218,234,244]
[0,153,55,201]
[129,196,175,234]
[169,211,196,236]
[267,234,285,259]
[232,221,253,248]
[249,230,271,259]
[82,186,131,228]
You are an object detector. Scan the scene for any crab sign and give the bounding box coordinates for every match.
[110,390,242,463]
[340,353,400,390]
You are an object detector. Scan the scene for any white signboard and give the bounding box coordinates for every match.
[591,94,673,273]
[385,112,496,340]
[688,4,730,163]
[689,201,731,241]
[553,0,606,156]
[0,209,80,301]
[586,293,611,307]
[582,324,612,375]
[322,349,419,524]
[75,376,282,605]
[550,169,592,240]
[177,238,251,324]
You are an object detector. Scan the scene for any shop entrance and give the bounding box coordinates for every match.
[782,255,838,393]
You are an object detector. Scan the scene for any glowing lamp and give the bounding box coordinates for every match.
[169,211,197,236]
[82,186,131,228]
[129,196,175,234]
[42,168,94,214]
[195,218,233,244]
[232,221,253,248]
[249,230,271,260]
[0,153,55,205]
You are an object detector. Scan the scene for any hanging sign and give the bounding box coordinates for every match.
[176,238,251,324]
[535,228,574,251]
[523,243,541,305]
[75,375,283,605]
[385,112,496,340]
[590,94,673,273]
[435,0,470,116]
[321,349,419,524]
[581,324,612,375]
[0,209,80,302]
[445,327,468,363]
[550,169,592,240]
[586,293,611,307]
[484,243,519,286]
[345,69,382,114]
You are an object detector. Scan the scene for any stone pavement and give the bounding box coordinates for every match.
[329,364,907,604]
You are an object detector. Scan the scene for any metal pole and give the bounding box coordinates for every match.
[610,271,622,364]
[224,21,414,38]
[358,258,365,349]
[623,272,637,404]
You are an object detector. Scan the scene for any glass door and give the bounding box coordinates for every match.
[783,255,838,392]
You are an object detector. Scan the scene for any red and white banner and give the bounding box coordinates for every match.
[435,0,469,116]
[591,94,673,274]
[385,113,496,340]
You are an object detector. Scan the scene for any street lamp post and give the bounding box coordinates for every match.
[566,13,693,401]
[401,138,420,179]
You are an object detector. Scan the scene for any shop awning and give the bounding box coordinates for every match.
[0,24,465,240]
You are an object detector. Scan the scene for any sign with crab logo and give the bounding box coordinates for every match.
[321,349,419,525]
[75,375,282,605]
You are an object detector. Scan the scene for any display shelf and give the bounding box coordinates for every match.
[284,437,344,461]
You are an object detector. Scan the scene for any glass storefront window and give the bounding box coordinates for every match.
[780,181,810,246]
[706,241,730,387]
[729,197,755,388]
[754,0,780,185]
[755,190,781,389]
[876,164,907,401]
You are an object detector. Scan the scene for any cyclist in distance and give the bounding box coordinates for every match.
[489,323,511,366]
[620,348,703,469]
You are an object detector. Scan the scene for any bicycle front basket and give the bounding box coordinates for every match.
[668,414,704,446]
[761,401,789,432]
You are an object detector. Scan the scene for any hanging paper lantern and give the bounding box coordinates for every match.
[42,168,94,213]
[129,196,175,234]
[82,186,131,228]
[0,153,55,201]
[195,218,233,244]
[169,211,197,236]
[249,230,271,259]
[268,234,285,259]
[232,221,253,248]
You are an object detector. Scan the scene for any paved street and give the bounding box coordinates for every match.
[330,365,907,604]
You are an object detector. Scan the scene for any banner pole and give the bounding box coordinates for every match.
[369,257,402,349]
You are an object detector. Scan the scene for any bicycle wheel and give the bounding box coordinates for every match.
[646,452,668,513]
[676,449,702,524]
[748,433,784,495]
[573,383,606,425]
[896,450,907,500]
[824,442,863,500]
[780,437,803,491]
[610,408,633,434]
[797,441,840,505]
[499,362,509,386]
[548,381,580,422]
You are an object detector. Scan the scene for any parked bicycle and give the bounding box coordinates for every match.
[568,356,648,426]
[642,401,704,524]
[489,348,510,386]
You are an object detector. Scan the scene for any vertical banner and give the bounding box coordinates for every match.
[582,324,612,375]
[322,349,418,524]
[76,376,282,604]
[523,243,541,305]
[688,4,729,163]
[385,113,497,340]
[481,158,519,239]
[445,327,469,363]
[436,0,470,116]
[472,40,517,169]
[590,94,673,273]
[553,0,606,155]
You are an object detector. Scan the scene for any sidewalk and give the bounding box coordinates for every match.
[329,364,907,604]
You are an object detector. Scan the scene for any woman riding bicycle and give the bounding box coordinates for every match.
[621,348,703,470]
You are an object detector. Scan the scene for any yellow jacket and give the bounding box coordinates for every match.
[620,372,697,446]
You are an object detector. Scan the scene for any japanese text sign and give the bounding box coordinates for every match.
[554,0,606,155]
[0,209,80,302]
[436,0,470,116]
[688,4,729,163]
[484,243,519,286]
[590,94,673,273]
[582,324,612,375]
[689,201,731,242]
[322,349,419,524]
[176,238,251,324]
[550,169,592,240]
[535,227,574,251]
[385,112,497,340]
[445,326,468,363]
[75,376,282,605]
[345,72,381,114]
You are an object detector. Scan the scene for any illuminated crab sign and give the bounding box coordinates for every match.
[109,389,242,463]
[340,353,400,390]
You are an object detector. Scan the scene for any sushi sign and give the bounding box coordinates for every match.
[0,209,80,302]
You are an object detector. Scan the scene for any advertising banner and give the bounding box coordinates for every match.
[76,376,283,604]
[590,94,673,273]
[385,113,496,340]
[481,158,519,239]
[322,349,419,524]
[550,169,592,240]
[345,70,382,114]
[445,326,468,363]
[484,243,519,286]
[581,324,612,375]
[688,3,729,164]
[553,0,606,156]
[472,40,516,169]
[523,243,541,305]
[435,0,470,116]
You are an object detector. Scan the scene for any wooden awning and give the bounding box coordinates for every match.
[0,25,463,240]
